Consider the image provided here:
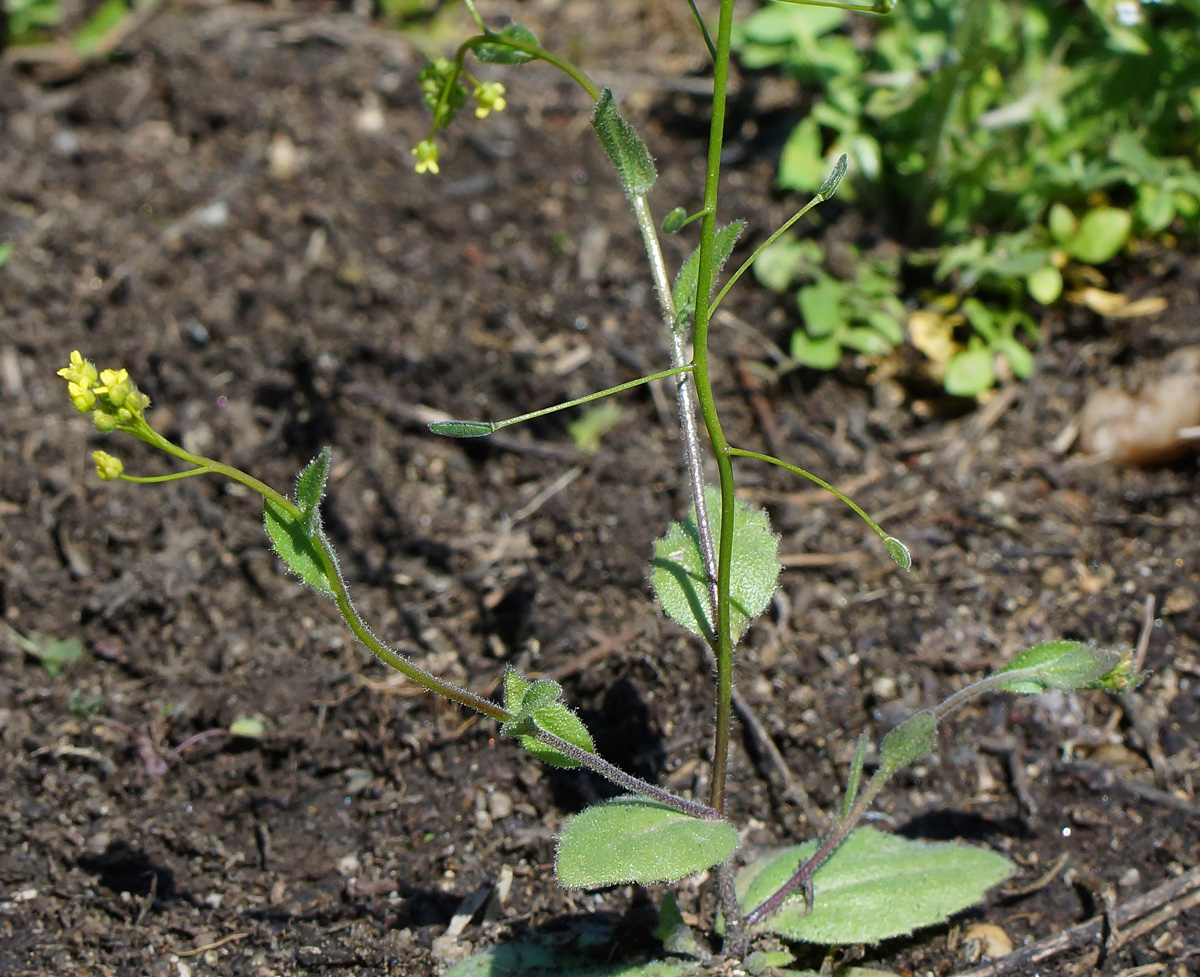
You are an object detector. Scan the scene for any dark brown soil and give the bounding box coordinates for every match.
[1,5,1198,976]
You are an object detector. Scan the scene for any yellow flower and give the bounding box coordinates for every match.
[58,350,99,412]
[92,451,125,481]
[412,139,440,175]
[473,82,506,119]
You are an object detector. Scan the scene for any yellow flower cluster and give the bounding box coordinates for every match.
[57,350,151,434]
[473,82,507,119]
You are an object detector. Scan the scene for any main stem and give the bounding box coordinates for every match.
[695,0,738,818]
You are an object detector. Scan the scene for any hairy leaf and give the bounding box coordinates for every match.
[264,498,333,597]
[503,670,595,768]
[474,23,539,64]
[592,90,656,197]
[556,797,739,888]
[672,221,745,327]
[737,828,1014,944]
[650,483,780,645]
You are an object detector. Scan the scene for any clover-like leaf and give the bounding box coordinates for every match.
[556,797,739,888]
[737,828,1014,944]
[650,484,780,646]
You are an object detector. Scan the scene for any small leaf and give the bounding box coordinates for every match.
[592,89,656,197]
[568,402,622,454]
[791,333,842,371]
[229,716,266,739]
[556,797,739,888]
[474,23,539,64]
[18,633,84,678]
[737,828,1015,944]
[295,448,332,524]
[73,0,128,56]
[943,346,995,398]
[883,536,911,571]
[797,279,843,338]
[1026,265,1063,305]
[264,498,334,596]
[445,939,699,977]
[818,154,849,198]
[521,678,564,715]
[503,669,595,768]
[753,235,805,293]
[429,419,494,438]
[841,733,869,822]
[662,207,687,235]
[0,243,13,268]
[672,221,746,326]
[1047,202,1077,243]
[995,640,1125,693]
[651,483,780,645]
[879,711,936,776]
[1064,208,1132,265]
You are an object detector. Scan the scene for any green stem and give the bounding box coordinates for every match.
[682,0,717,62]
[692,0,738,820]
[489,363,693,432]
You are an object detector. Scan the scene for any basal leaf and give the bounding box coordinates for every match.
[264,498,334,597]
[556,797,739,888]
[737,828,1014,944]
[650,483,780,645]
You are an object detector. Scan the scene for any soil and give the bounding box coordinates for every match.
[1,4,1198,976]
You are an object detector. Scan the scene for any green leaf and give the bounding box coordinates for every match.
[568,401,622,454]
[429,419,495,438]
[791,333,842,371]
[556,797,739,888]
[841,733,869,821]
[752,235,806,293]
[264,498,334,597]
[72,0,127,55]
[994,640,1126,694]
[672,221,746,326]
[797,279,843,339]
[1047,202,1077,243]
[295,448,331,525]
[650,483,780,645]
[17,632,84,677]
[474,23,539,64]
[1026,265,1063,305]
[445,939,699,977]
[1063,208,1132,264]
[818,154,849,198]
[653,892,702,958]
[737,828,1015,944]
[841,326,895,357]
[879,711,936,775]
[883,536,911,571]
[997,336,1035,379]
[503,669,595,768]
[778,117,826,194]
[592,89,656,197]
[943,346,994,398]
[0,243,13,269]
[229,716,266,739]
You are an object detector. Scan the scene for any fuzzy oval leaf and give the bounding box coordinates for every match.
[445,940,698,977]
[994,640,1123,693]
[504,669,594,768]
[737,828,1014,944]
[264,498,333,596]
[474,23,539,64]
[651,484,780,645]
[295,447,332,521]
[818,154,848,198]
[672,221,746,326]
[1026,265,1063,305]
[879,711,936,775]
[883,536,911,571]
[943,346,994,398]
[429,419,494,438]
[556,798,739,888]
[1065,208,1132,264]
[592,89,656,197]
